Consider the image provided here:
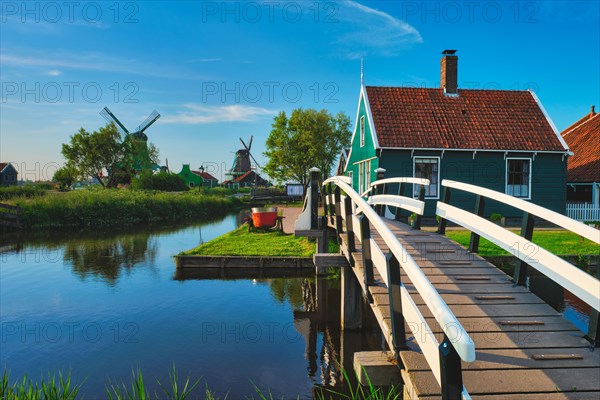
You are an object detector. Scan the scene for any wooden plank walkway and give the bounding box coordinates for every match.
[337,218,600,399]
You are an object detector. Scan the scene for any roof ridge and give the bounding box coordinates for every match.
[562,112,600,137]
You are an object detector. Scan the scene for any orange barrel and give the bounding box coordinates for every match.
[251,207,278,228]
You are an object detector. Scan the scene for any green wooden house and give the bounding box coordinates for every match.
[177,164,219,188]
[344,50,570,218]
[0,163,18,186]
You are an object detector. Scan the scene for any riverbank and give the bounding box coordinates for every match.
[7,190,241,229]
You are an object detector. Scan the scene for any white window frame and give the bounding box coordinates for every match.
[365,159,371,190]
[358,162,364,194]
[360,116,365,147]
[413,156,440,199]
[506,157,532,200]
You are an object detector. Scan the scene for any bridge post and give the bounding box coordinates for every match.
[386,252,407,351]
[309,167,321,230]
[344,197,356,256]
[437,187,451,234]
[334,187,343,244]
[414,185,425,230]
[359,214,374,303]
[341,262,363,330]
[395,183,405,221]
[374,168,386,217]
[439,334,463,400]
[327,183,335,226]
[586,266,600,347]
[513,211,534,286]
[468,195,486,253]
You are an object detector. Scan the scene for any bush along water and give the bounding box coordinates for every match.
[14,189,241,229]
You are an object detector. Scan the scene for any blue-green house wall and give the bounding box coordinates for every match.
[377,150,567,217]
[345,90,378,189]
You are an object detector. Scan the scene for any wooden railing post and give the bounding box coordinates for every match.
[395,183,405,221]
[513,211,534,286]
[437,187,451,234]
[386,251,407,351]
[414,185,426,230]
[374,168,386,216]
[586,266,600,347]
[309,167,320,230]
[359,214,374,302]
[344,196,356,255]
[468,195,485,253]
[327,183,335,226]
[334,187,343,244]
[439,334,463,400]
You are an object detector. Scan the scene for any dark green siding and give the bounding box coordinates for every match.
[379,150,566,217]
[346,91,378,189]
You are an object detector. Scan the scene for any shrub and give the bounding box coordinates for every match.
[490,213,503,221]
[0,185,48,201]
[131,172,188,192]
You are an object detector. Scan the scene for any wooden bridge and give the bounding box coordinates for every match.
[296,169,600,399]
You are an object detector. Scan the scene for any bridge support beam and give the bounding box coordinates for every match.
[586,266,600,347]
[341,265,363,330]
[513,211,534,285]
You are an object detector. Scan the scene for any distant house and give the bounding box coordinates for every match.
[336,148,350,176]
[177,164,219,188]
[0,163,18,186]
[345,50,570,217]
[222,170,268,189]
[561,106,600,207]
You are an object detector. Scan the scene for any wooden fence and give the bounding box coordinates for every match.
[566,203,600,222]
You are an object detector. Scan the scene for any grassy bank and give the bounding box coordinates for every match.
[9,190,241,229]
[1,368,399,400]
[184,225,316,257]
[445,229,600,256]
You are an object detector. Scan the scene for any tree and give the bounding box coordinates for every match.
[263,108,351,187]
[61,123,161,188]
[52,165,78,190]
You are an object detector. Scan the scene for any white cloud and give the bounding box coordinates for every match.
[0,50,204,80]
[46,69,62,76]
[334,1,423,58]
[161,104,277,124]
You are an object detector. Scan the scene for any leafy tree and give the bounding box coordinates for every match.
[263,108,351,187]
[52,165,78,190]
[61,123,161,188]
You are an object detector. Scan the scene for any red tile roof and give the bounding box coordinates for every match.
[562,112,600,183]
[0,163,8,172]
[365,87,566,151]
[191,170,218,181]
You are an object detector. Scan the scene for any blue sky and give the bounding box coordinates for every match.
[1,0,598,182]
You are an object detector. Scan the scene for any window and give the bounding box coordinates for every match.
[506,158,531,199]
[189,182,195,188]
[360,116,365,147]
[358,162,365,194]
[414,157,439,198]
[365,160,371,191]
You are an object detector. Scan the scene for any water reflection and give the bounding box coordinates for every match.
[63,233,158,285]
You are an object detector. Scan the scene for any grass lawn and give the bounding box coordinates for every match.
[445,229,600,256]
[184,225,318,257]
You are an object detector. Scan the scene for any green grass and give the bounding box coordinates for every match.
[10,189,241,229]
[184,224,315,257]
[445,229,600,256]
[0,185,49,201]
[184,224,314,257]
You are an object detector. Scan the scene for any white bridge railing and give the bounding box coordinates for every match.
[323,175,474,400]
[437,180,600,314]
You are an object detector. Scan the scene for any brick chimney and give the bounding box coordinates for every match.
[591,105,596,116]
[441,50,458,95]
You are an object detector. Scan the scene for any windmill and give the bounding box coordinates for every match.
[227,135,261,179]
[100,107,161,172]
[224,135,268,187]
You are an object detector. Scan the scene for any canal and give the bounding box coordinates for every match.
[1,215,590,398]
[0,215,382,399]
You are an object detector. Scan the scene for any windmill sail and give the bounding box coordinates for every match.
[135,110,161,133]
[100,107,129,135]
